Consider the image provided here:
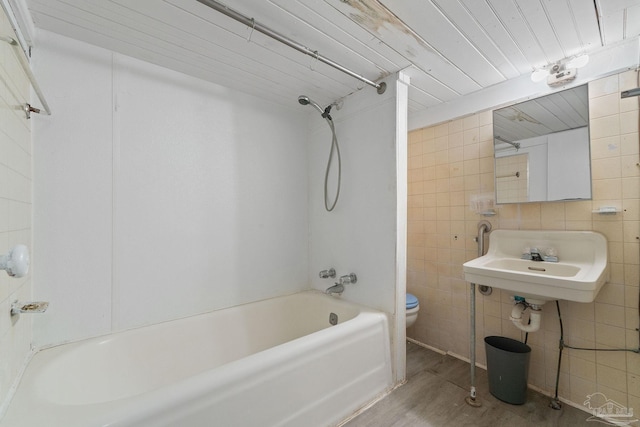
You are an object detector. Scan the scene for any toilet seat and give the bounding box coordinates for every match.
[406,293,419,309]
[406,293,419,328]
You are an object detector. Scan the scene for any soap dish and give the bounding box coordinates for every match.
[592,207,620,215]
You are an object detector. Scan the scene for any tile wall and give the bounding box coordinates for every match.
[407,70,639,411]
[0,10,33,408]
[495,153,528,203]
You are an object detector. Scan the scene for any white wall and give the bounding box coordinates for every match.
[31,29,113,347]
[0,7,33,409]
[308,76,400,314]
[32,31,310,346]
[497,135,548,202]
[29,30,405,365]
[547,127,591,200]
[307,74,407,384]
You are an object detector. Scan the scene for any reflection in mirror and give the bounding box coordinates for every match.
[493,84,591,204]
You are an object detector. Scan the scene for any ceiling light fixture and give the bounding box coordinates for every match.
[530,68,548,82]
[530,54,589,86]
[566,54,589,69]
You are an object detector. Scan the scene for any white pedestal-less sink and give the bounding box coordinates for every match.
[463,230,609,303]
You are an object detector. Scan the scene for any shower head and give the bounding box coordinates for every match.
[298,95,324,116]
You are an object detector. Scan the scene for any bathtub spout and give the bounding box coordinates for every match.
[325,283,344,296]
[325,273,357,296]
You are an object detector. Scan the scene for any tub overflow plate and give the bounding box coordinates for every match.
[329,313,338,325]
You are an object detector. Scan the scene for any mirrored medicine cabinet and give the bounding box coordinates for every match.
[492,84,591,204]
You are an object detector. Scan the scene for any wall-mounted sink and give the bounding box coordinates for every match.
[463,230,609,303]
[482,259,581,277]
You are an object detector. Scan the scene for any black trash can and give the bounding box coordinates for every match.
[484,336,531,405]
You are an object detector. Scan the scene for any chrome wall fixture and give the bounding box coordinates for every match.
[465,220,491,408]
[621,88,640,98]
[196,0,386,95]
[496,171,520,179]
[0,244,30,277]
[530,54,589,86]
[0,35,51,117]
[494,135,520,151]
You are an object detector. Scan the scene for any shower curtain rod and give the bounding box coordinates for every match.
[0,35,51,116]
[495,135,520,150]
[196,0,386,94]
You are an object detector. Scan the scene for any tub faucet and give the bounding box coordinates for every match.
[325,283,345,295]
[319,268,336,279]
[325,273,357,296]
[338,273,357,285]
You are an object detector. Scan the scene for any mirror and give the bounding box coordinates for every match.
[493,84,591,204]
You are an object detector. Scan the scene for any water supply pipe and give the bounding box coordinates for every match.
[465,220,491,408]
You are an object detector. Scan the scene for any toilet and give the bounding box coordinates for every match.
[406,293,420,328]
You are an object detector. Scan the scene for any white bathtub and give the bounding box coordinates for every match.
[0,291,392,427]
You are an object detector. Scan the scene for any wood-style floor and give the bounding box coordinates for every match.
[344,341,593,427]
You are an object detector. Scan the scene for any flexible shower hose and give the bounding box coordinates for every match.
[324,118,341,212]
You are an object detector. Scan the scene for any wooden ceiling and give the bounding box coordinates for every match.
[23,0,640,119]
[494,84,589,144]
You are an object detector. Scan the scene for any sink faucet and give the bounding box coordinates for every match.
[522,247,559,262]
[325,273,357,295]
[530,248,543,262]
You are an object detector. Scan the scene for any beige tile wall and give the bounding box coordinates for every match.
[495,153,528,203]
[407,70,639,412]
[0,10,33,407]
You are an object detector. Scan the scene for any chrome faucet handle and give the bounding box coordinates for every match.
[319,268,336,279]
[529,248,543,262]
[542,247,559,262]
[339,273,357,285]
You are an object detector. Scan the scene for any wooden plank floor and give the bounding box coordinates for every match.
[344,341,593,426]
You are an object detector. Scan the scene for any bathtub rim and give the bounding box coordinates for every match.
[32,289,384,352]
[0,289,393,424]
